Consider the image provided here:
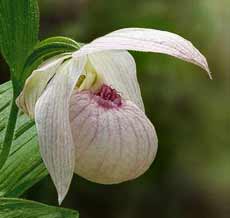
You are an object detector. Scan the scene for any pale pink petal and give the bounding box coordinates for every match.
[73,28,211,78]
[16,54,71,118]
[69,90,158,184]
[35,56,86,204]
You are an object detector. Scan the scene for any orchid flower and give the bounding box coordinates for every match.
[16,28,211,204]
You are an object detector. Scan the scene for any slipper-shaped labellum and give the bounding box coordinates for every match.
[16,28,211,204]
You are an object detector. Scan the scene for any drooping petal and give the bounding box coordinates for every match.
[73,28,211,78]
[16,54,71,118]
[35,56,87,204]
[69,90,158,184]
[88,50,145,111]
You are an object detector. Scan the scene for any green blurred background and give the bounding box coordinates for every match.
[1,0,230,217]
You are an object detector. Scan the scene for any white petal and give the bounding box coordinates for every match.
[35,56,87,204]
[88,50,145,111]
[73,28,211,78]
[69,90,158,184]
[16,54,71,118]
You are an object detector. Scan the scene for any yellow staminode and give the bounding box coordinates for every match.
[76,61,104,92]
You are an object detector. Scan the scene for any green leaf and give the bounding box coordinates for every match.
[0,0,39,82]
[0,198,79,218]
[0,0,40,171]
[0,82,47,197]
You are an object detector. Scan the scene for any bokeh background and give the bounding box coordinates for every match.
[1,0,230,217]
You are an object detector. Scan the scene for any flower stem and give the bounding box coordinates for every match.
[0,92,19,169]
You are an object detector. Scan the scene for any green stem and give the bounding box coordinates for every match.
[0,92,19,169]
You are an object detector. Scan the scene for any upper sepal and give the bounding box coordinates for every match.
[73,28,212,78]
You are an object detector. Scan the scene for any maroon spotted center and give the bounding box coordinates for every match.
[94,84,122,108]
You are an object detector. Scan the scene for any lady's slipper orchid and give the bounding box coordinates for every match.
[16,28,211,204]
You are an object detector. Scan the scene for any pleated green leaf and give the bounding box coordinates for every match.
[0,0,39,81]
[0,81,47,198]
[0,0,40,171]
[0,198,79,218]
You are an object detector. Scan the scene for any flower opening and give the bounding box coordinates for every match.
[94,84,122,109]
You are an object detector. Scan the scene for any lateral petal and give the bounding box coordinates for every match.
[73,28,211,78]
[34,56,86,204]
[16,54,71,118]
[88,50,145,111]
